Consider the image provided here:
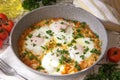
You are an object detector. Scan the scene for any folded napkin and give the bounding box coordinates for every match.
[73,0,120,32]
[0,47,86,80]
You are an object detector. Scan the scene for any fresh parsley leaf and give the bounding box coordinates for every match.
[90,48,100,55]
[46,30,54,36]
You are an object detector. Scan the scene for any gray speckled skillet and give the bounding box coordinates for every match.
[10,4,108,80]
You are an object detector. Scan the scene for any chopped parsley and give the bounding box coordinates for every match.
[36,66,44,70]
[71,39,76,43]
[76,28,81,32]
[61,22,64,24]
[28,54,34,60]
[90,48,100,55]
[75,52,79,54]
[80,55,85,60]
[44,36,49,39]
[81,22,86,28]
[45,20,49,24]
[33,43,36,47]
[71,20,78,23]
[60,28,66,33]
[57,37,62,40]
[74,33,84,39]
[56,68,60,72]
[61,35,65,39]
[84,47,89,54]
[59,56,66,64]
[75,61,81,71]
[56,43,62,46]
[46,30,54,36]
[36,33,41,38]
[74,46,77,50]
[57,49,69,55]
[67,43,73,47]
[94,33,99,38]
[21,51,28,58]
[64,42,67,44]
[41,46,48,50]
[85,41,90,44]
[59,55,71,64]
[28,34,33,38]
[68,39,76,47]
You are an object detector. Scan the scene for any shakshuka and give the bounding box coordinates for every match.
[18,18,102,75]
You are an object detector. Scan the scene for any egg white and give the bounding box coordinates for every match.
[50,20,74,44]
[24,26,51,55]
[41,47,65,74]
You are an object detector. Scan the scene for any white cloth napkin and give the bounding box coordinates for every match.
[0,47,86,80]
[73,0,120,32]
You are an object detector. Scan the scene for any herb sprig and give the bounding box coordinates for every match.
[84,63,120,80]
[22,0,56,11]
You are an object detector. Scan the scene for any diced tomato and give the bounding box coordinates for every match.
[0,13,8,23]
[2,20,14,33]
[0,27,8,40]
[107,47,120,63]
[0,39,3,49]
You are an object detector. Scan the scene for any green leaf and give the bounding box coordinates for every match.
[74,61,81,71]
[90,48,100,55]
[42,0,56,5]
[46,30,54,36]
[36,66,44,70]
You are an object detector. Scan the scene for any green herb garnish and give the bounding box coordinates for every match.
[28,54,34,60]
[57,49,69,55]
[80,55,85,60]
[33,43,36,47]
[75,61,81,71]
[36,33,41,38]
[36,66,45,70]
[41,46,48,50]
[94,33,99,38]
[22,0,56,11]
[59,55,71,64]
[71,39,76,43]
[28,34,33,38]
[75,52,79,54]
[57,37,62,40]
[42,0,56,5]
[76,28,81,32]
[45,20,49,24]
[90,48,100,55]
[84,63,120,80]
[74,46,77,50]
[56,68,60,72]
[44,36,49,39]
[67,43,73,47]
[64,42,67,44]
[60,28,66,33]
[61,22,64,24]
[21,51,28,58]
[83,47,89,54]
[85,41,90,44]
[81,22,86,28]
[74,33,84,39]
[56,43,62,46]
[46,30,54,36]
[22,0,40,11]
